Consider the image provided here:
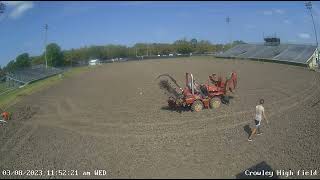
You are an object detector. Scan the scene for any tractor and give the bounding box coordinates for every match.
[158,71,237,112]
[202,71,238,107]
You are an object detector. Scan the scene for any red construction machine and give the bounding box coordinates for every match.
[203,71,238,105]
[158,71,237,112]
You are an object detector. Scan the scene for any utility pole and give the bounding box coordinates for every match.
[44,24,48,68]
[305,1,319,67]
[135,47,137,57]
[0,1,5,15]
[226,16,232,46]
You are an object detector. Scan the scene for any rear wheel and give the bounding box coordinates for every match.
[221,95,230,105]
[0,120,7,128]
[168,97,177,109]
[210,97,221,109]
[191,100,203,112]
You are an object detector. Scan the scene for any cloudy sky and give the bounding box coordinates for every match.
[0,1,320,66]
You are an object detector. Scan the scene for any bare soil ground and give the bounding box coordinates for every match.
[0,56,319,179]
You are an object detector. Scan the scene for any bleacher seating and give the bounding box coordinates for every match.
[6,65,63,84]
[216,44,317,65]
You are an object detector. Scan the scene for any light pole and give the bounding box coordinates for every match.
[135,47,137,57]
[44,24,48,68]
[305,1,319,66]
[226,16,232,46]
[0,1,5,15]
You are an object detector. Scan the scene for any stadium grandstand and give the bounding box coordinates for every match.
[5,64,63,87]
[216,37,319,69]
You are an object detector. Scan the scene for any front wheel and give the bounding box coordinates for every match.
[221,95,230,105]
[210,97,221,109]
[191,100,203,112]
[0,120,7,128]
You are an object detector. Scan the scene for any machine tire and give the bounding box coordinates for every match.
[168,97,177,109]
[210,97,221,109]
[221,95,230,105]
[0,120,7,128]
[191,100,203,112]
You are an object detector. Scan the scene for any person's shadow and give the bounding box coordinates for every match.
[243,124,252,138]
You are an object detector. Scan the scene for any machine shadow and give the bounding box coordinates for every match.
[160,106,191,113]
[235,161,280,179]
[243,124,252,138]
[160,96,236,113]
[311,99,320,107]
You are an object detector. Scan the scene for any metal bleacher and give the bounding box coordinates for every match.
[6,64,63,85]
[216,43,317,65]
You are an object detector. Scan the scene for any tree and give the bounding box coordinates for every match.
[3,38,247,71]
[4,60,16,72]
[214,44,224,53]
[3,53,31,73]
[87,45,104,59]
[15,53,31,69]
[46,43,64,67]
[174,38,193,54]
[196,40,212,54]
[31,55,44,65]
[0,66,5,80]
[232,40,246,46]
[134,43,148,56]
[63,49,82,66]
[190,38,198,49]
[160,44,173,55]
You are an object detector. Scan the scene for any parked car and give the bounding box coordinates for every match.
[169,53,173,56]
[89,59,100,66]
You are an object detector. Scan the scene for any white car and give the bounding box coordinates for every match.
[89,59,100,66]
[169,54,173,56]
[157,54,161,57]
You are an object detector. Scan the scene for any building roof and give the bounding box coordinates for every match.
[216,44,317,64]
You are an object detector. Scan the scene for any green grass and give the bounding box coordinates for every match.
[0,82,10,93]
[0,66,92,111]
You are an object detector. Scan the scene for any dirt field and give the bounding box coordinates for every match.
[0,56,319,179]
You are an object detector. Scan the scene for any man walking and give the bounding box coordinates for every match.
[248,99,269,141]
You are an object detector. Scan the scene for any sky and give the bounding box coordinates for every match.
[0,1,320,66]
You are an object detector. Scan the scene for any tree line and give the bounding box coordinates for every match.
[0,38,245,77]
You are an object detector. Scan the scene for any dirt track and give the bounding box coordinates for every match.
[0,57,319,179]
